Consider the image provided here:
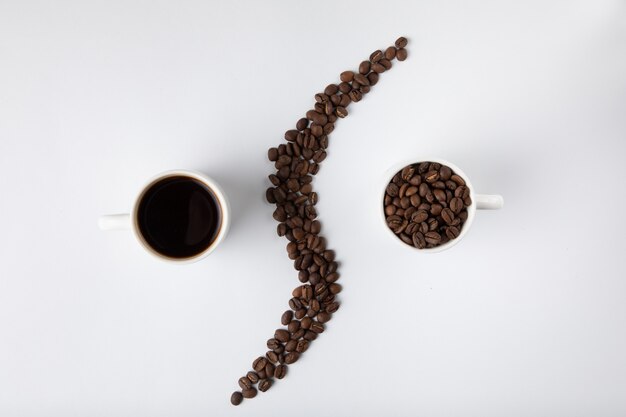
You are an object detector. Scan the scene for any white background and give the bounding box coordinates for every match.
[1,1,625,416]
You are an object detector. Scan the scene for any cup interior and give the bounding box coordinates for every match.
[381,158,476,253]
[131,170,229,263]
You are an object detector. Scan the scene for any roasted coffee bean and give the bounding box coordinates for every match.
[265,363,275,378]
[295,308,306,319]
[370,50,383,62]
[303,330,318,341]
[326,302,340,313]
[231,391,243,406]
[280,308,292,326]
[239,376,252,390]
[296,339,310,353]
[348,89,362,102]
[301,316,312,329]
[396,48,408,61]
[296,117,308,131]
[368,72,380,85]
[266,351,279,363]
[446,226,460,239]
[434,189,447,203]
[384,46,397,59]
[247,371,259,384]
[285,339,298,352]
[317,311,331,323]
[290,328,305,340]
[242,387,257,399]
[412,232,426,249]
[267,338,281,350]
[253,357,268,372]
[340,70,354,82]
[354,73,370,86]
[284,352,300,364]
[274,364,287,379]
[395,36,408,48]
[424,231,442,244]
[274,329,290,343]
[359,60,371,74]
[379,59,392,70]
[336,107,348,118]
[310,321,325,333]
[450,197,463,214]
[441,208,455,225]
[451,174,466,186]
[259,379,272,392]
[257,369,267,379]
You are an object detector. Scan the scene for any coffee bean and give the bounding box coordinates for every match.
[247,371,259,384]
[336,107,348,118]
[451,174,465,186]
[324,84,338,95]
[239,376,252,390]
[265,362,275,378]
[348,89,362,102]
[326,302,340,313]
[370,50,383,62]
[450,197,463,214]
[253,357,268,372]
[340,70,354,82]
[446,226,460,239]
[275,329,290,343]
[284,352,300,364]
[425,170,439,183]
[386,183,399,197]
[359,60,371,74]
[259,379,272,392]
[310,321,325,333]
[231,391,243,406]
[317,311,331,323]
[274,364,287,379]
[385,46,397,60]
[441,208,455,225]
[379,59,392,70]
[395,36,408,48]
[266,351,279,363]
[396,48,408,61]
[242,387,257,399]
[295,308,306,319]
[296,339,310,353]
[424,231,442,244]
[267,338,281,350]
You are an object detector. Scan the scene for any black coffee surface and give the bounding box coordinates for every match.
[137,176,220,258]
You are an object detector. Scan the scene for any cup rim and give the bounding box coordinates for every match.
[381,158,476,253]
[130,169,230,264]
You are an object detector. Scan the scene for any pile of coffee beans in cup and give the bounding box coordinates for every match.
[230,37,409,406]
[384,161,472,249]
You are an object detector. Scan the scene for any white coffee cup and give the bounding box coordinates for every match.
[381,158,503,253]
[98,169,230,264]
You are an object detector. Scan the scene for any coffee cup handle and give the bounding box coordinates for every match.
[98,214,131,231]
[475,194,504,210]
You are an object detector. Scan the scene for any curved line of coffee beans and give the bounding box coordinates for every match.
[230,36,409,406]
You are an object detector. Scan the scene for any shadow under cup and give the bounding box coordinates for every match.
[135,175,223,259]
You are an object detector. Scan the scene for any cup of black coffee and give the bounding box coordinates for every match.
[99,170,229,263]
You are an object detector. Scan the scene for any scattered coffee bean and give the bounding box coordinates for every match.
[384,160,471,249]
[231,391,243,406]
[235,37,409,404]
[259,379,272,392]
[242,387,257,399]
[274,364,287,379]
